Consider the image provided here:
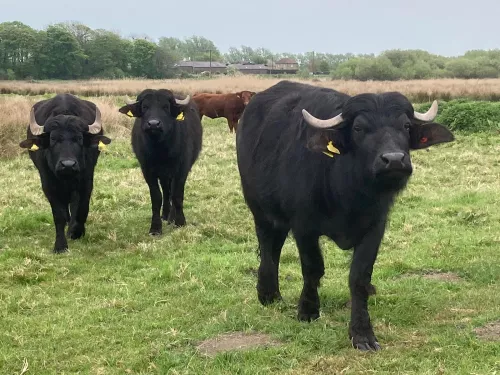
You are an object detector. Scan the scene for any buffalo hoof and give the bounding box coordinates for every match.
[53,244,68,254]
[168,213,186,227]
[174,219,186,227]
[149,229,162,236]
[350,333,381,351]
[67,223,85,240]
[297,309,320,322]
[257,291,282,306]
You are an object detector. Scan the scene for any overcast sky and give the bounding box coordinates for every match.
[2,0,499,56]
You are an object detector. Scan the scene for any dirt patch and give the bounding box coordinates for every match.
[421,271,462,282]
[474,321,500,341]
[196,332,280,357]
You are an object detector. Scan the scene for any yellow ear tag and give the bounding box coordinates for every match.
[176,112,185,121]
[29,144,39,151]
[322,141,340,158]
[98,141,107,152]
[327,141,340,154]
[126,110,134,117]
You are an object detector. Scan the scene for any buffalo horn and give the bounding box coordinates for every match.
[175,95,190,106]
[125,96,137,105]
[88,107,102,134]
[302,109,344,129]
[413,100,438,122]
[29,107,45,135]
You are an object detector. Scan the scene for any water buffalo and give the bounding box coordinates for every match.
[19,94,112,253]
[235,81,454,351]
[118,89,202,235]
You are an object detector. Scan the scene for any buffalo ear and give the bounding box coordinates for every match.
[20,137,44,150]
[118,102,141,118]
[306,128,348,157]
[88,135,112,148]
[169,98,182,119]
[410,122,454,150]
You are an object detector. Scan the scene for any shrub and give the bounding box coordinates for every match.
[415,100,500,132]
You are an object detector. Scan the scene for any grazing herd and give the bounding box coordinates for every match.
[18,80,455,351]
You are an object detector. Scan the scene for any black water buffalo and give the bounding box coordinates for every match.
[236,81,454,351]
[118,89,202,235]
[19,94,112,253]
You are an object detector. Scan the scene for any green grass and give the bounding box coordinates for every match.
[0,118,499,375]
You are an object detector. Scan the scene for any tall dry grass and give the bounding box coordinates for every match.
[1,77,500,101]
[0,95,134,158]
[2,76,500,157]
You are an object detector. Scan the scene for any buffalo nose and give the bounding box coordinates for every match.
[380,152,405,169]
[148,119,160,128]
[60,160,77,168]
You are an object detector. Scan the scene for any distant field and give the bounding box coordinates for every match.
[0,120,499,374]
[1,77,500,101]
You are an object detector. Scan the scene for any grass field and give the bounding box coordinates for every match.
[0,114,499,374]
[2,76,500,101]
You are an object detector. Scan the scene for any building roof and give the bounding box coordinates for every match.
[275,58,298,64]
[175,61,227,68]
[229,63,268,70]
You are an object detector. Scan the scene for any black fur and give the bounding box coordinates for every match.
[119,89,202,235]
[236,81,454,351]
[19,93,111,253]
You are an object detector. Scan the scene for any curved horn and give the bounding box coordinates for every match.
[175,95,190,106]
[88,107,102,134]
[125,96,137,105]
[29,107,45,135]
[414,100,438,122]
[302,109,344,129]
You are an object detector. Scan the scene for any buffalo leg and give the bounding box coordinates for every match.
[67,191,83,239]
[144,172,163,235]
[294,232,324,321]
[159,175,172,221]
[68,183,92,240]
[41,182,68,253]
[47,196,69,253]
[348,220,385,351]
[167,174,187,227]
[256,219,288,305]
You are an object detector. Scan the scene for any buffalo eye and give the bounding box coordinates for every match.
[142,104,149,111]
[353,125,362,133]
[404,123,411,131]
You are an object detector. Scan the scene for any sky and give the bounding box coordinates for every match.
[2,0,499,56]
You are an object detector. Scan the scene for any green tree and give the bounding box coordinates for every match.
[156,38,182,78]
[0,21,38,78]
[354,56,398,81]
[318,60,330,74]
[181,36,221,61]
[34,25,86,79]
[131,38,158,78]
[84,30,132,78]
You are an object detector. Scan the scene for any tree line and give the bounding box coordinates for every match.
[1,21,500,81]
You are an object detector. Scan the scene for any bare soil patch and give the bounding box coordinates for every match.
[196,332,280,357]
[474,321,500,341]
[421,271,462,282]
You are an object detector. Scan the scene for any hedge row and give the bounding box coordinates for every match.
[415,100,500,132]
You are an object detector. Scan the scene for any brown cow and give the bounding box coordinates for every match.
[192,91,256,133]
